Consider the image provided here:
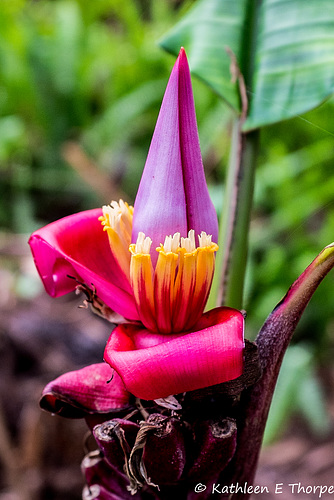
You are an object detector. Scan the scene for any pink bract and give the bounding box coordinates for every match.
[132,48,218,261]
[29,209,139,321]
[40,363,131,417]
[104,307,244,400]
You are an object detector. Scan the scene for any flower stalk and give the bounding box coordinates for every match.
[208,46,260,311]
[214,125,259,310]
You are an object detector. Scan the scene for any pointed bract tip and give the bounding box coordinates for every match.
[316,242,334,267]
[177,46,188,66]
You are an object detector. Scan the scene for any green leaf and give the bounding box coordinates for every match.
[160,0,247,111]
[160,0,334,130]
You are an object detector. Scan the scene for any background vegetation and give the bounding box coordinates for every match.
[1,0,334,448]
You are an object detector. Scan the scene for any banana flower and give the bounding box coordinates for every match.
[28,45,334,500]
[30,48,244,407]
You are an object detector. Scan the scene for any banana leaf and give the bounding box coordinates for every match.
[160,0,334,130]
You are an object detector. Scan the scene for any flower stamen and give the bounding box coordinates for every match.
[100,204,218,333]
[154,233,180,333]
[180,229,196,253]
[133,231,152,255]
[129,233,156,332]
[99,200,133,283]
[130,228,218,333]
[172,230,197,331]
[193,233,219,323]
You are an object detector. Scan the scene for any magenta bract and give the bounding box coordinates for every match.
[132,48,218,261]
[104,307,244,400]
[29,209,139,321]
[40,363,131,417]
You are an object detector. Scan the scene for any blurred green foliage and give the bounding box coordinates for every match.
[247,102,334,342]
[1,0,334,441]
[263,343,331,445]
[246,101,334,442]
[0,0,219,230]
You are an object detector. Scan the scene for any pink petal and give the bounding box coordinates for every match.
[132,48,218,262]
[40,363,131,417]
[104,307,244,400]
[29,209,139,321]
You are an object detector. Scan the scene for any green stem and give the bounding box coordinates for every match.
[209,120,259,310]
[207,0,261,311]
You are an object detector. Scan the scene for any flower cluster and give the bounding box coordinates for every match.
[29,48,245,497]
